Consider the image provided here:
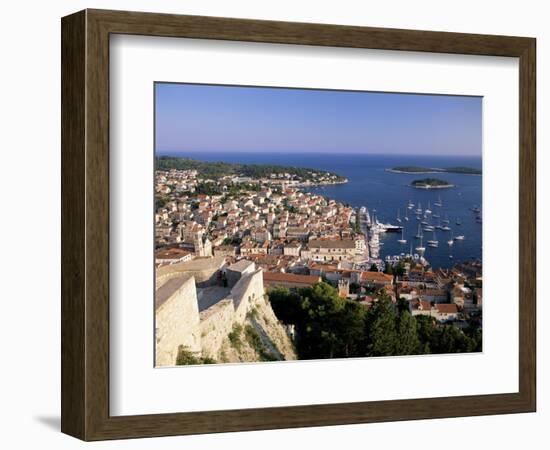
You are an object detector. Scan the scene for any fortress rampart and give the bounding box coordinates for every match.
[155,258,265,366]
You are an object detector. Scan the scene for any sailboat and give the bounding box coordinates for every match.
[397,227,407,244]
[447,232,454,246]
[404,208,409,221]
[407,200,414,210]
[396,209,402,223]
[416,202,422,214]
[415,224,423,239]
[441,215,451,231]
[415,236,426,253]
[454,234,465,241]
[434,195,443,207]
[427,231,438,247]
[425,202,432,214]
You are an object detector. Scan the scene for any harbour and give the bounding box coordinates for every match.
[165,151,482,269]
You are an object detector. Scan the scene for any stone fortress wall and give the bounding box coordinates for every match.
[155,275,201,366]
[156,255,226,290]
[155,258,265,366]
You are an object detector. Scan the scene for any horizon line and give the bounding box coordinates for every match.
[155,150,482,157]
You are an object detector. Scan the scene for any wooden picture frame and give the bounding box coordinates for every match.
[61,9,536,441]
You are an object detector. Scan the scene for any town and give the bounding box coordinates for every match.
[154,163,482,366]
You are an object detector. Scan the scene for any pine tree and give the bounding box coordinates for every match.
[395,311,420,355]
[365,296,397,356]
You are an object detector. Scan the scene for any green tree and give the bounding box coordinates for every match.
[384,262,394,275]
[415,315,435,354]
[395,311,420,355]
[332,300,367,358]
[394,261,406,277]
[267,287,302,325]
[369,263,379,272]
[365,296,397,356]
[296,283,347,359]
[396,297,409,314]
[430,325,476,354]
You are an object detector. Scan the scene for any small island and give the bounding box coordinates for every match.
[387,166,481,175]
[411,178,455,189]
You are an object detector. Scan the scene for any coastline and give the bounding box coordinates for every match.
[294,179,348,187]
[156,153,482,269]
[385,168,481,176]
[386,168,442,174]
[411,184,455,189]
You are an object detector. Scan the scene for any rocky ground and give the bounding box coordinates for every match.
[217,295,297,364]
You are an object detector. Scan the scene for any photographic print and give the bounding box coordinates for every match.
[154,83,483,367]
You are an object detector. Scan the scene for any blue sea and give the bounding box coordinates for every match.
[161,152,482,269]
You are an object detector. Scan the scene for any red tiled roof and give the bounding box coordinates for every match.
[360,272,394,282]
[155,248,191,259]
[412,300,431,311]
[436,304,458,314]
[263,272,321,285]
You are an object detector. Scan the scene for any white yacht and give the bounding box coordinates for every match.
[397,227,407,244]
[427,231,438,247]
[425,202,432,214]
[415,236,426,253]
[447,232,454,246]
[454,235,465,241]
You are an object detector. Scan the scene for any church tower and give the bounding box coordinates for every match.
[338,279,350,298]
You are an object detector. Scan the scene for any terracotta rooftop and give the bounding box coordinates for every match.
[360,272,394,282]
[309,239,356,249]
[412,299,431,311]
[263,272,321,286]
[436,303,458,314]
[155,248,191,260]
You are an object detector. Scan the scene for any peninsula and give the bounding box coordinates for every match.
[157,156,348,186]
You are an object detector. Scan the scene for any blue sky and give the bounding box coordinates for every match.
[155,83,482,156]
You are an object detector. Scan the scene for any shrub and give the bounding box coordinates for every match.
[244,325,277,361]
[228,323,243,351]
[247,307,259,319]
[175,346,217,365]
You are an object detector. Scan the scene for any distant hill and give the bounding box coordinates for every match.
[387,166,481,175]
[156,155,347,183]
